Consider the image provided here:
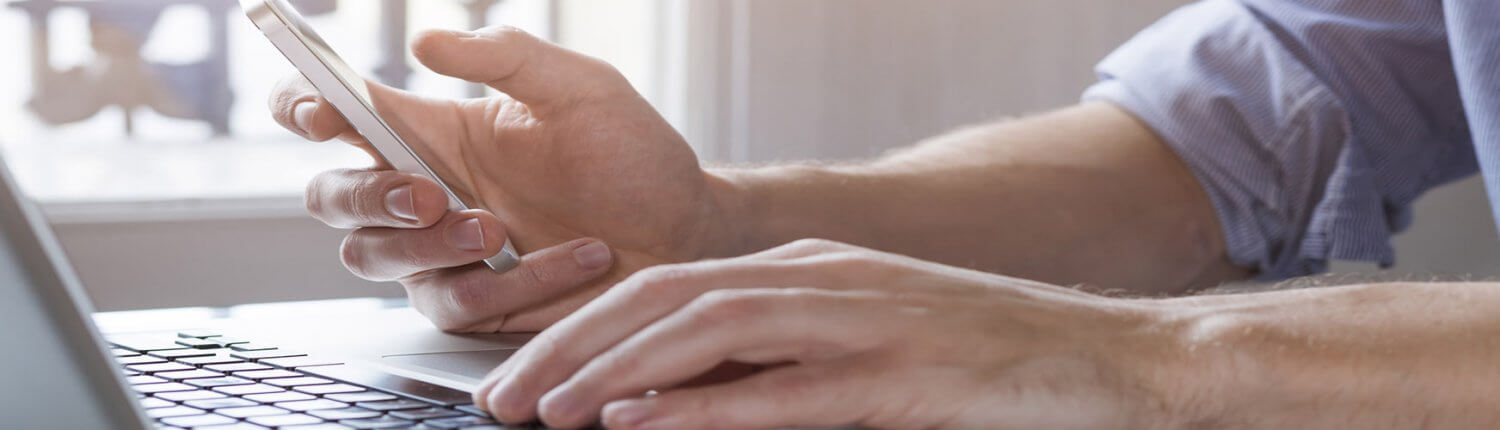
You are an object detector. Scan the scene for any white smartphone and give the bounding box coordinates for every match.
[240,0,520,272]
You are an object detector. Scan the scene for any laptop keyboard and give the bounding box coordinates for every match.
[109,331,539,429]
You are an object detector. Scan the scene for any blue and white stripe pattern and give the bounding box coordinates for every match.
[1082,0,1498,280]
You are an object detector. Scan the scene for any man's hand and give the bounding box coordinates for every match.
[269,27,738,332]
[474,239,1186,429]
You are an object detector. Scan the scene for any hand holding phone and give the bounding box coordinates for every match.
[241,0,520,272]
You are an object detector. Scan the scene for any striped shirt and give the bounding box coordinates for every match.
[1082,0,1500,280]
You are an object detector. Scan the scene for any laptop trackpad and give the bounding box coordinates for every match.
[382,349,519,380]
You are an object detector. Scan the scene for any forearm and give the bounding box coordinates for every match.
[708,102,1247,294]
[1156,283,1500,428]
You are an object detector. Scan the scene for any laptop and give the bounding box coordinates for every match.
[0,153,545,429]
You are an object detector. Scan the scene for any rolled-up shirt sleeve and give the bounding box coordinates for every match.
[1081,0,1474,280]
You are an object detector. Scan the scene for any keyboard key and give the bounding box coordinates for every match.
[263,356,343,369]
[145,405,204,418]
[129,362,194,374]
[212,338,251,347]
[126,375,165,385]
[325,392,395,403]
[355,399,431,412]
[264,376,334,387]
[198,424,276,430]
[244,391,317,403]
[214,383,284,396]
[117,355,167,366]
[339,416,416,429]
[160,413,237,427]
[294,383,365,395]
[206,362,272,372]
[151,349,218,360]
[177,330,222,339]
[134,382,197,394]
[230,343,278,352]
[216,405,290,418]
[303,365,472,406]
[454,404,491,418]
[111,348,141,357]
[233,350,306,361]
[236,369,302,380]
[186,377,255,388]
[282,425,356,430]
[248,413,323,427]
[180,354,245,366]
[388,407,464,421]
[184,397,258,410]
[175,337,223,349]
[156,369,225,381]
[156,390,227,402]
[109,335,189,352]
[138,397,175,409]
[307,407,382,420]
[276,399,349,412]
[122,369,142,376]
[424,415,497,429]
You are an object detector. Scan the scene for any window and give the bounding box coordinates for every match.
[0,0,583,204]
[0,0,677,310]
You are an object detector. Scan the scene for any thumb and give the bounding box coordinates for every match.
[410,26,629,109]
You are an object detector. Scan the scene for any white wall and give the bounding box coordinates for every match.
[717,0,1189,161]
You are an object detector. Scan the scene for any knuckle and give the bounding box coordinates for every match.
[345,174,381,224]
[267,76,304,124]
[303,170,340,220]
[338,233,374,280]
[474,25,530,46]
[444,272,496,319]
[491,389,535,424]
[403,281,466,331]
[624,265,693,297]
[306,169,374,227]
[787,238,840,251]
[519,261,562,288]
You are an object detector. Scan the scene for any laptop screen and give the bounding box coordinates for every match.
[0,156,148,429]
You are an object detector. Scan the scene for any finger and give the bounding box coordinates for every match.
[269,75,358,142]
[601,360,880,430]
[269,75,467,177]
[411,26,630,108]
[483,242,886,381]
[305,168,449,229]
[341,210,509,281]
[478,259,832,423]
[535,289,888,428]
[404,238,615,332]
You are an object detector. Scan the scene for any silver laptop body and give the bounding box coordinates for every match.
[0,153,531,428]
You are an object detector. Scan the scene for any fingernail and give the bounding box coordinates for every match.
[606,400,653,428]
[292,102,316,134]
[385,185,418,222]
[448,218,486,252]
[572,241,612,270]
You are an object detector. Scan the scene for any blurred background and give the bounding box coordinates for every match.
[2,0,1495,311]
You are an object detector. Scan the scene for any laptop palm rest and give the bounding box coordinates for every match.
[381,348,519,380]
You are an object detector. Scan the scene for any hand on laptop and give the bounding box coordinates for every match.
[268,26,739,332]
[471,239,1183,429]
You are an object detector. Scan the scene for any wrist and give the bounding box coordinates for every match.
[1133,297,1267,429]
[698,168,758,258]
[703,164,852,257]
